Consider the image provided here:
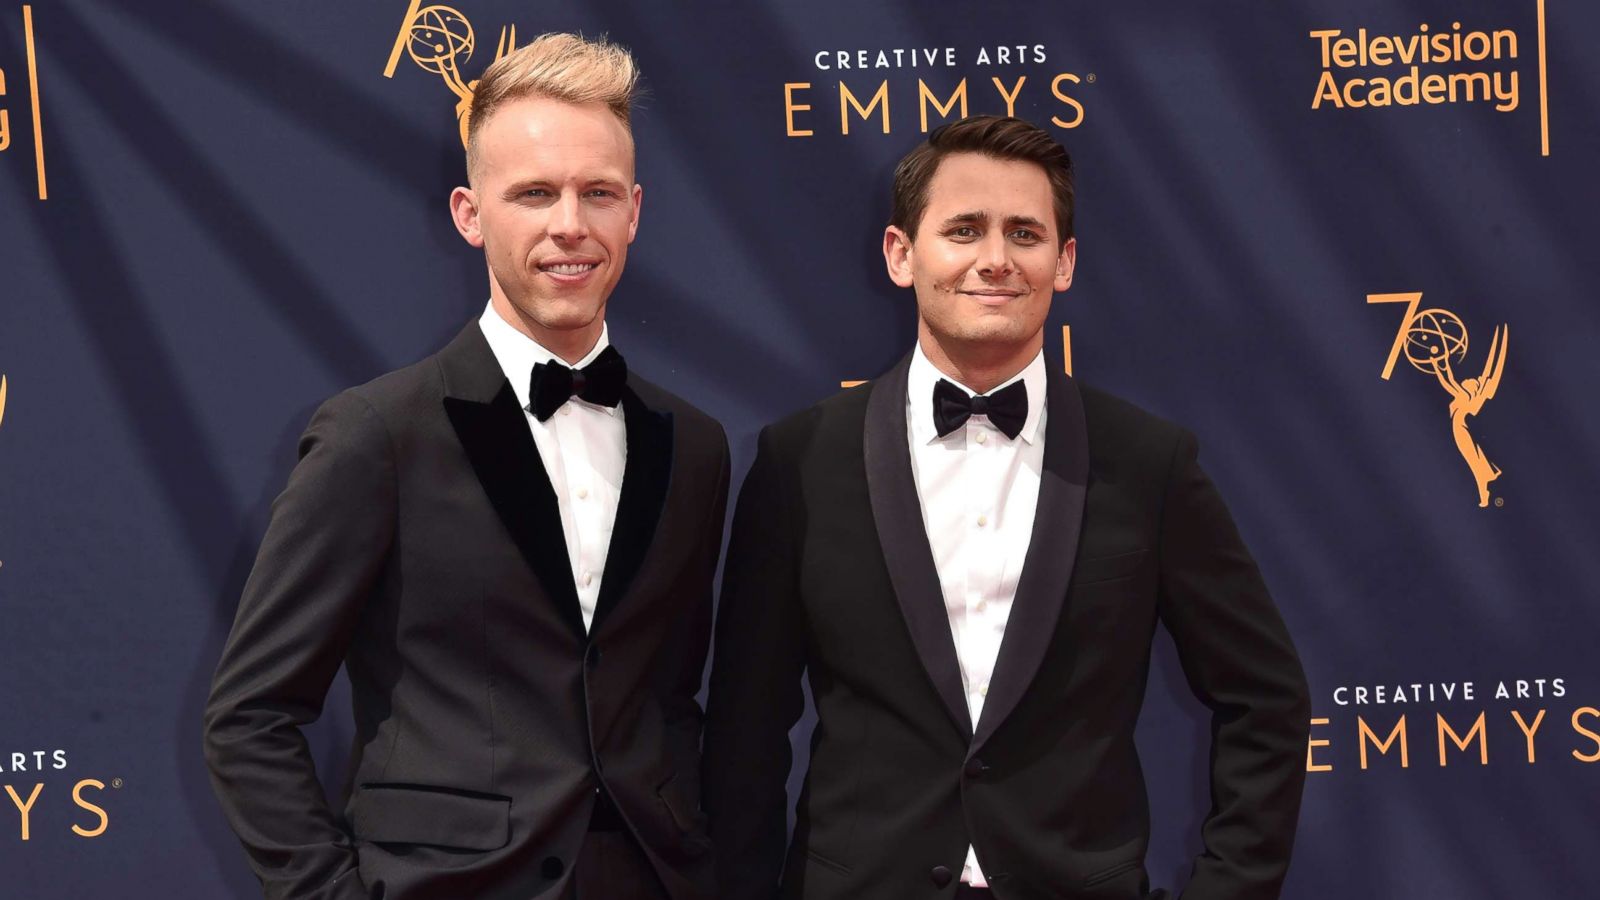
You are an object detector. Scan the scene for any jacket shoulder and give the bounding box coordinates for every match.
[758,380,873,456]
[629,374,727,447]
[300,347,452,451]
[344,351,444,408]
[1075,380,1191,475]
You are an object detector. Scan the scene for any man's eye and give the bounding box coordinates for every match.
[1011,229,1041,241]
[524,189,550,198]
[587,189,617,199]
[952,226,978,238]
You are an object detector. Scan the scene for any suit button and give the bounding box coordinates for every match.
[964,757,988,778]
[541,856,564,879]
[930,865,953,888]
[587,645,602,668]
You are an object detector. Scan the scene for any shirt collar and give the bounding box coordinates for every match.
[477,299,615,415]
[907,341,1047,446]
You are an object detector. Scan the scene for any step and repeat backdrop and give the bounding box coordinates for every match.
[2,0,1596,896]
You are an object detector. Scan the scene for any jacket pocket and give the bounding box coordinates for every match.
[1071,549,1150,586]
[349,783,511,851]
[804,847,852,876]
[1082,857,1142,888]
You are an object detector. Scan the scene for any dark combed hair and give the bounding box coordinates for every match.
[889,115,1075,245]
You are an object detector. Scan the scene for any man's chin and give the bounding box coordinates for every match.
[508,295,604,330]
[942,320,1038,349]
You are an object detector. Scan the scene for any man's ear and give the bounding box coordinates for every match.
[884,226,916,288]
[450,186,484,248]
[626,182,643,244]
[1053,236,1077,293]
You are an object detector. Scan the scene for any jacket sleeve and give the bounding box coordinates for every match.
[663,427,731,789]
[1155,430,1311,900]
[702,425,809,900]
[202,391,396,899]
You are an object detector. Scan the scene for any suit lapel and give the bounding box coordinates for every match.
[970,365,1090,753]
[864,355,974,738]
[590,381,673,632]
[438,324,587,640]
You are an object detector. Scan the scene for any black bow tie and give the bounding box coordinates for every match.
[932,377,1028,440]
[528,346,627,421]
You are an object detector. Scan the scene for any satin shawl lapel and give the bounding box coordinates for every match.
[863,354,973,738]
[439,324,586,640]
[590,382,673,632]
[970,365,1090,754]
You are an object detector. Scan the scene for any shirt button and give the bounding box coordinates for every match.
[582,571,594,587]
[577,487,589,500]
[561,406,572,417]
[975,431,987,445]
[975,599,988,613]
[979,683,989,697]
[976,515,988,528]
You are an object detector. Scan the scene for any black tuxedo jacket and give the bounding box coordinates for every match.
[703,355,1309,900]
[203,323,729,900]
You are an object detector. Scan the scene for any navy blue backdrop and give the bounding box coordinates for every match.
[2,1,1597,896]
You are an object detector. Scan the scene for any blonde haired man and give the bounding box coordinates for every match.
[205,33,727,900]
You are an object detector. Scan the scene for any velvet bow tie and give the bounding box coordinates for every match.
[527,346,627,421]
[932,377,1028,440]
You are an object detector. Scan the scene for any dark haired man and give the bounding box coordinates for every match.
[704,116,1309,900]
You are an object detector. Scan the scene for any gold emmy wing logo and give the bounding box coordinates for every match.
[383,2,518,147]
[1369,293,1508,508]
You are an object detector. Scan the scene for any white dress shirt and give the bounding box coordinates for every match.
[905,342,1047,888]
[479,301,626,632]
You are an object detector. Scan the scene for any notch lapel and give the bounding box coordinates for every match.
[970,366,1090,754]
[438,324,587,640]
[863,355,973,738]
[590,381,674,632]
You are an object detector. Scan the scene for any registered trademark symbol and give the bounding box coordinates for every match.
[111,778,123,789]
[1494,497,1504,507]
[1086,73,1097,83]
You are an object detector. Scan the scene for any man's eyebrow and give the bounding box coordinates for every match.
[1003,214,1049,231]
[502,178,553,196]
[938,211,990,228]
[502,176,628,195]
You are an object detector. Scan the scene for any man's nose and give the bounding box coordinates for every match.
[548,192,589,242]
[977,234,1013,278]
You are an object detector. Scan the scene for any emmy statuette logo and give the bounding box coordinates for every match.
[1369,293,1508,508]
[383,2,519,147]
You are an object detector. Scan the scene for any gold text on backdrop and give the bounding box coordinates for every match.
[1308,1,1552,156]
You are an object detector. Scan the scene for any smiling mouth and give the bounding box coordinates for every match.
[962,288,1025,303]
[540,262,599,276]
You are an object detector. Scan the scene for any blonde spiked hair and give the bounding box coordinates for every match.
[466,32,640,178]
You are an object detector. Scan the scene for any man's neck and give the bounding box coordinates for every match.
[491,294,602,366]
[917,326,1042,395]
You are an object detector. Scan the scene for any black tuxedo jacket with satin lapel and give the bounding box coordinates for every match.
[703,355,1310,900]
[203,322,730,900]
